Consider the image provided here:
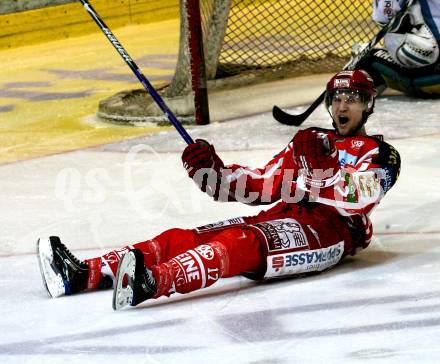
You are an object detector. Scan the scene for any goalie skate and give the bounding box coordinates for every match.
[112,249,157,310]
[37,236,88,298]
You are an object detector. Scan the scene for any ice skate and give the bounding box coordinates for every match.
[112,248,157,310]
[37,236,89,298]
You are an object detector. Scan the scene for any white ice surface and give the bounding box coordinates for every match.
[1,95,440,363]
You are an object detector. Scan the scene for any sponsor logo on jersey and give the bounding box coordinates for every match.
[254,218,309,252]
[265,241,344,278]
[355,172,381,200]
[351,140,365,149]
[196,217,245,232]
[338,150,358,167]
[344,172,357,203]
[387,145,399,166]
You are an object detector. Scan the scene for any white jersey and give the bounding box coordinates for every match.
[373,0,440,40]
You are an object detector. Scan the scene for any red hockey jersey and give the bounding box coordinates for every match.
[198,128,401,250]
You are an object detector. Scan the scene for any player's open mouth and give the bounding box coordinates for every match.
[338,116,349,125]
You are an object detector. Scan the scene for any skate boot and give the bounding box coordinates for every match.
[112,248,157,310]
[37,236,88,298]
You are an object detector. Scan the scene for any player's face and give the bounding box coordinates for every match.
[331,89,367,136]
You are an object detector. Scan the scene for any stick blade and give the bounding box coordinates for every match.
[272,91,326,127]
[272,105,307,126]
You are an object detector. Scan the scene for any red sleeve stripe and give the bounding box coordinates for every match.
[355,147,379,167]
[225,155,285,183]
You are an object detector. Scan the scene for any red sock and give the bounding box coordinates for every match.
[84,239,162,290]
[151,228,265,298]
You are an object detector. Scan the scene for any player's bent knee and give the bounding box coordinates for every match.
[133,228,198,265]
[206,228,265,277]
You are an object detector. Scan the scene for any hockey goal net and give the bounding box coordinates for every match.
[98,0,379,124]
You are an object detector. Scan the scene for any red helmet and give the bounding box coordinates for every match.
[325,69,377,119]
[326,69,376,96]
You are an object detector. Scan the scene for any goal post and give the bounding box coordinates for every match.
[186,0,210,125]
[97,0,379,125]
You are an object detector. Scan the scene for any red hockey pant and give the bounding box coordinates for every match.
[85,202,355,298]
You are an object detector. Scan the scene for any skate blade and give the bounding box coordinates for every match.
[112,251,136,311]
[37,237,65,298]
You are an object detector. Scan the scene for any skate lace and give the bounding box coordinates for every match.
[59,241,85,266]
[145,268,156,288]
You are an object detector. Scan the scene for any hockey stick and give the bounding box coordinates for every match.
[273,0,415,126]
[78,0,194,144]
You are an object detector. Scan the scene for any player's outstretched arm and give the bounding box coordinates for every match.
[182,139,298,205]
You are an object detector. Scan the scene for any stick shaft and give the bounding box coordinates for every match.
[78,0,194,144]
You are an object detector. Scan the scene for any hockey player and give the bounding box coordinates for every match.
[37,70,401,310]
[359,0,440,97]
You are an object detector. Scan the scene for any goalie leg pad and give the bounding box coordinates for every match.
[413,74,440,96]
[371,49,440,96]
